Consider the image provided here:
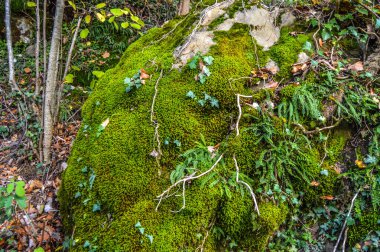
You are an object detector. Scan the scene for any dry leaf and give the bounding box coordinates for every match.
[348,61,364,72]
[355,160,366,169]
[102,51,110,59]
[101,118,110,128]
[140,68,150,80]
[320,195,334,200]
[264,80,279,89]
[318,38,323,47]
[24,67,31,74]
[310,181,320,187]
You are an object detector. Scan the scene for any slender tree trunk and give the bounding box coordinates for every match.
[5,0,19,91]
[34,0,41,97]
[43,0,65,163]
[179,0,190,16]
[43,0,47,82]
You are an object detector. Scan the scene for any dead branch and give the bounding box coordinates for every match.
[155,153,224,212]
[235,94,253,136]
[293,119,342,135]
[233,155,260,215]
[333,190,360,252]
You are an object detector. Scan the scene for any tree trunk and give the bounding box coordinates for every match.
[43,0,65,163]
[4,0,19,91]
[34,0,41,97]
[179,0,190,16]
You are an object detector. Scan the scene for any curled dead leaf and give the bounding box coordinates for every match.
[140,68,150,80]
[24,67,31,74]
[320,195,334,200]
[102,51,110,59]
[348,61,364,72]
[310,181,320,187]
[264,80,279,89]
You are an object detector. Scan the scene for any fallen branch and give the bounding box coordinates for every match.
[293,119,342,135]
[155,153,224,212]
[333,190,361,252]
[233,155,260,215]
[235,94,253,136]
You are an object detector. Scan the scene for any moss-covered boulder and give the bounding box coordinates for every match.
[59,2,339,251]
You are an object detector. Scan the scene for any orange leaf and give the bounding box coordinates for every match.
[355,160,366,169]
[310,181,320,187]
[102,51,110,59]
[140,68,150,80]
[24,67,31,73]
[320,195,334,200]
[318,38,323,47]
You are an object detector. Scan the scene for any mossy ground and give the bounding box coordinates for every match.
[59,8,353,251]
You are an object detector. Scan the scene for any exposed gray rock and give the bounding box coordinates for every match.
[297,52,310,63]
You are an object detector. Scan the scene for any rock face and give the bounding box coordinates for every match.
[59,2,335,251]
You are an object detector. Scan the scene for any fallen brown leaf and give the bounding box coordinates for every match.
[348,61,364,72]
[140,68,150,80]
[24,67,31,74]
[310,181,320,187]
[320,195,334,200]
[102,51,110,58]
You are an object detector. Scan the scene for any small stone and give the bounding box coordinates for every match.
[297,52,310,63]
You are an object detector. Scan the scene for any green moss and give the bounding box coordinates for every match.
[59,8,327,251]
[267,28,311,80]
[349,212,380,247]
[280,84,300,99]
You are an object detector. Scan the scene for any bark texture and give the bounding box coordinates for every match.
[5,0,18,91]
[43,0,65,163]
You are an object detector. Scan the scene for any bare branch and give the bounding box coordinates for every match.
[235,94,253,136]
[233,155,260,215]
[155,153,224,212]
[293,119,342,135]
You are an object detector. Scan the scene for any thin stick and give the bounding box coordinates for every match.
[156,153,224,211]
[150,69,163,123]
[236,94,253,136]
[43,0,47,82]
[293,119,342,135]
[332,190,360,252]
[34,0,41,97]
[233,155,260,215]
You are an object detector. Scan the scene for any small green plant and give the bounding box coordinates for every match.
[186,91,219,108]
[83,237,98,252]
[135,221,153,244]
[188,53,214,84]
[0,180,27,222]
[124,69,149,93]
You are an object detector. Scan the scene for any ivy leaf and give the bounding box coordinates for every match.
[376,19,380,29]
[84,240,91,248]
[199,73,207,84]
[146,234,153,244]
[303,41,312,52]
[203,66,211,77]
[321,29,331,41]
[320,169,329,176]
[189,58,198,69]
[210,98,219,108]
[92,202,101,212]
[173,140,181,147]
[126,86,132,93]
[203,56,214,65]
[198,99,206,106]
[74,192,81,198]
[364,155,377,164]
[135,221,142,228]
[186,91,196,99]
[138,227,145,234]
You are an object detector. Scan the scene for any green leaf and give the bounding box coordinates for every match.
[203,66,211,76]
[198,99,206,106]
[321,29,331,41]
[65,74,74,83]
[84,15,91,24]
[146,234,153,244]
[186,91,196,99]
[199,73,206,84]
[92,71,105,79]
[376,19,380,29]
[130,23,141,30]
[135,221,142,228]
[6,183,14,194]
[356,7,368,15]
[34,247,45,252]
[113,21,119,31]
[95,12,106,22]
[203,56,214,65]
[80,28,89,39]
[138,227,145,234]
[303,41,312,51]
[108,16,115,23]
[110,8,123,17]
[131,15,144,26]
[83,240,91,248]
[15,181,25,197]
[27,1,37,7]
[92,203,101,212]
[95,2,106,9]
[189,58,198,69]
[68,1,76,10]
[74,191,81,198]
[71,65,80,71]
[15,197,27,209]
[121,22,130,29]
